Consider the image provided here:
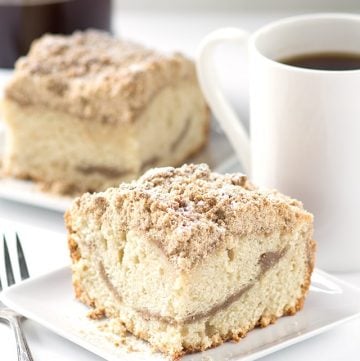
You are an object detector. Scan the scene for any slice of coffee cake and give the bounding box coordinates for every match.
[65,164,315,358]
[2,30,209,194]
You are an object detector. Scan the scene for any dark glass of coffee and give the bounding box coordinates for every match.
[0,0,112,68]
[280,52,360,71]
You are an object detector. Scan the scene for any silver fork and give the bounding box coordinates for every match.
[0,233,34,361]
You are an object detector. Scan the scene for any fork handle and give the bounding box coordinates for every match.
[10,316,34,361]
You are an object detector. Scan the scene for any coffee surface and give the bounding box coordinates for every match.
[280,52,360,71]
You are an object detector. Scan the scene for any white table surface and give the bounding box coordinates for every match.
[1,9,360,361]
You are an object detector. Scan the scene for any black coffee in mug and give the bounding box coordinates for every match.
[0,0,112,68]
[280,52,360,71]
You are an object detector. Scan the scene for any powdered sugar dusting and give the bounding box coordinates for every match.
[69,164,310,270]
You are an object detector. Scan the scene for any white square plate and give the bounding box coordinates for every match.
[1,267,360,361]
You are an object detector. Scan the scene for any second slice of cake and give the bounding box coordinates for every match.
[66,163,315,358]
[2,30,209,194]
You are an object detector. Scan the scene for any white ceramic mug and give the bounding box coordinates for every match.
[196,13,360,272]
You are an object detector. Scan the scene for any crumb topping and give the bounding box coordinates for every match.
[67,164,312,270]
[5,30,196,124]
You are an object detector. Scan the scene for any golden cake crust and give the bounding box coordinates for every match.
[67,163,313,270]
[5,30,196,124]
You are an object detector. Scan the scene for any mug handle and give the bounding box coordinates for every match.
[196,28,251,173]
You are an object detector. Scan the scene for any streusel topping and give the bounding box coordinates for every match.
[5,30,195,124]
[68,164,312,270]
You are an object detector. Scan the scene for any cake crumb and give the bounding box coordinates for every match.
[87,308,106,320]
[95,317,154,355]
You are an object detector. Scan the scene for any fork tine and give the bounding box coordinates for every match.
[3,234,15,286]
[16,233,30,280]
[0,272,2,291]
